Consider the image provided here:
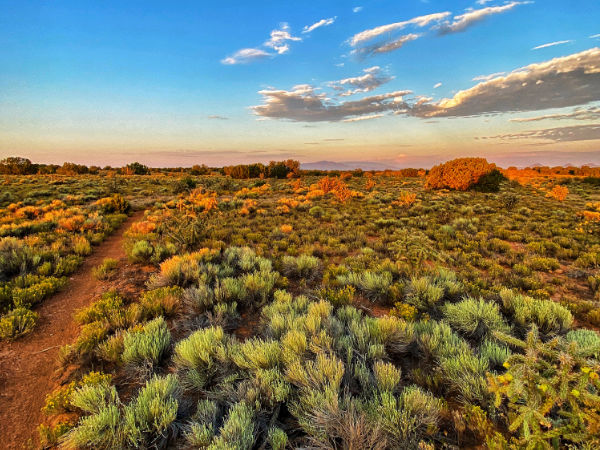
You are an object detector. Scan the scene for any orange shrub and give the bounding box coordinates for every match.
[130,221,157,234]
[546,185,568,201]
[280,224,293,233]
[365,178,376,191]
[58,215,86,232]
[333,185,352,203]
[316,176,344,194]
[393,191,417,207]
[425,157,498,191]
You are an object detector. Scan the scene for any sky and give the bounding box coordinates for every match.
[0,0,599,168]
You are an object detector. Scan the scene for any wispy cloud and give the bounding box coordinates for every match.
[329,66,394,96]
[303,17,336,34]
[222,23,301,64]
[353,6,363,13]
[472,72,506,81]
[221,48,272,65]
[409,48,600,117]
[207,115,229,120]
[343,114,384,122]
[252,84,410,122]
[532,40,572,50]
[437,2,530,35]
[591,34,600,39]
[433,82,442,88]
[509,106,600,122]
[352,33,420,58]
[482,124,600,143]
[349,12,450,46]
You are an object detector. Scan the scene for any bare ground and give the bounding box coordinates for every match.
[0,210,145,449]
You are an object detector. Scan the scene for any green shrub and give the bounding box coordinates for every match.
[378,386,441,447]
[406,269,462,311]
[281,254,321,281]
[0,307,38,339]
[479,339,511,370]
[122,317,171,368]
[338,271,393,301]
[527,256,560,272]
[373,360,401,392]
[75,291,124,325]
[443,297,510,340]
[267,427,288,450]
[130,240,154,263]
[11,276,66,307]
[500,288,573,335]
[565,329,600,358]
[92,258,119,280]
[174,326,229,390]
[139,286,183,318]
[122,374,179,447]
[319,285,355,307]
[208,402,255,450]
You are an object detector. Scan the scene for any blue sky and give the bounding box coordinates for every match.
[1,0,599,167]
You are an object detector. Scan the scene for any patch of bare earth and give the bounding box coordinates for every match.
[0,210,146,449]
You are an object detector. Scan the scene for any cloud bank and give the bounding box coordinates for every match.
[329,66,394,96]
[251,85,410,122]
[413,48,600,117]
[437,2,530,35]
[251,48,600,124]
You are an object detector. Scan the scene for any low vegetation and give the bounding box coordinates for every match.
[2,157,600,448]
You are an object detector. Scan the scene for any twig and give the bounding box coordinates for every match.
[32,345,59,355]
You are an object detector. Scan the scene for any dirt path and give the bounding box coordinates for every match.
[0,210,145,449]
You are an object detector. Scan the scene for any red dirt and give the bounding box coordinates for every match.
[0,210,145,449]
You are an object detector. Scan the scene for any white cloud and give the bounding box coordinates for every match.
[352,33,421,58]
[303,17,336,34]
[437,2,530,35]
[329,66,394,96]
[532,40,572,50]
[353,6,363,13]
[350,12,450,46]
[433,82,442,88]
[251,48,600,123]
[343,114,384,122]
[476,0,494,4]
[222,23,301,64]
[509,106,600,122]
[410,48,600,118]
[221,48,272,65]
[252,85,411,122]
[264,23,302,54]
[472,71,506,81]
[590,34,600,39]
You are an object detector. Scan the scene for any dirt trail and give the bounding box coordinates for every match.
[0,210,145,449]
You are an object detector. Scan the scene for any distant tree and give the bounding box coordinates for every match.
[37,164,59,174]
[0,157,36,175]
[57,162,89,175]
[190,164,210,175]
[124,162,149,175]
[425,158,503,191]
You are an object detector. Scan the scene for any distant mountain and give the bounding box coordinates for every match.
[301,160,401,171]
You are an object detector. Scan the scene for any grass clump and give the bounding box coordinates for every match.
[92,258,119,280]
[0,307,38,339]
[122,317,171,368]
[443,297,510,339]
